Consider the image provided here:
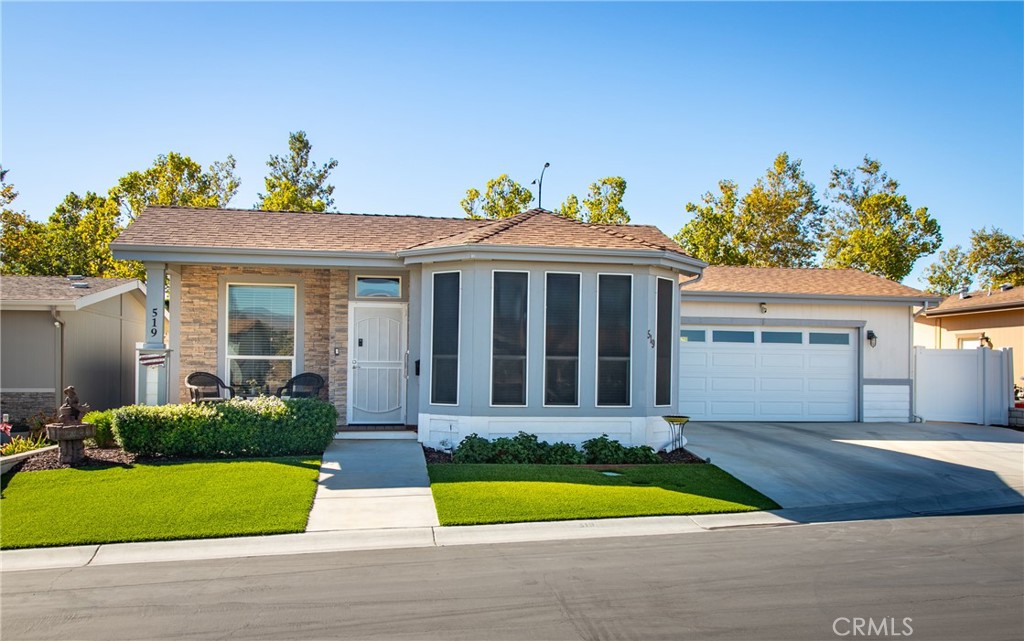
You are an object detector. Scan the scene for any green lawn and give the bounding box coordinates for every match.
[0,457,321,549]
[428,464,780,525]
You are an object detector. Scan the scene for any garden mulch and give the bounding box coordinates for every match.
[422,446,705,465]
[14,447,140,472]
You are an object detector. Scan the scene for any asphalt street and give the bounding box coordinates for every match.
[2,511,1022,641]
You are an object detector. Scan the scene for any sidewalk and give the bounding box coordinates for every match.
[305,440,440,531]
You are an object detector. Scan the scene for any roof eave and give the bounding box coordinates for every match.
[0,281,145,311]
[111,243,403,268]
[679,290,942,305]
[398,244,706,273]
[925,301,1024,317]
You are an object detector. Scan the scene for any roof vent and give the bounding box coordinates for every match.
[67,274,84,281]
[71,282,90,289]
[959,288,971,299]
[1000,283,1014,291]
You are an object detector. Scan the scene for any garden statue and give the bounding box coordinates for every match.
[46,385,95,464]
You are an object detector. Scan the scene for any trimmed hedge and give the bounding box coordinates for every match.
[112,397,337,458]
[451,432,658,465]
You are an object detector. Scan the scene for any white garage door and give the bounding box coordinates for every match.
[679,326,858,421]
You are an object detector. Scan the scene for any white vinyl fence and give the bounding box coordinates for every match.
[913,347,1014,426]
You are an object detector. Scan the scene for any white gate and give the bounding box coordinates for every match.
[914,347,1014,426]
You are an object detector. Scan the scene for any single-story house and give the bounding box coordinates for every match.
[111,206,705,449]
[0,276,147,424]
[914,284,1023,381]
[678,266,942,423]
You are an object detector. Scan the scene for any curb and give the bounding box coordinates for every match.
[3,488,1021,573]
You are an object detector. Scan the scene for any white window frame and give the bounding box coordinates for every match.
[490,270,530,408]
[224,282,298,390]
[353,275,403,300]
[429,270,461,407]
[543,271,582,408]
[595,272,633,408]
[654,276,674,408]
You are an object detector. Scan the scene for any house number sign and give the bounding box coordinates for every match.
[150,307,160,337]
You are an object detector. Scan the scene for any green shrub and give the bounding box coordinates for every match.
[623,445,661,464]
[539,441,586,465]
[1,434,50,456]
[82,410,116,448]
[581,434,627,464]
[452,434,493,464]
[112,397,337,458]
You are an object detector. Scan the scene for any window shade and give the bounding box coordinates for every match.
[655,278,673,406]
[545,273,580,405]
[431,272,460,404]
[492,272,528,405]
[597,275,631,406]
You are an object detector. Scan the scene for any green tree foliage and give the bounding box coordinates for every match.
[967,227,1024,288]
[460,174,533,219]
[922,245,973,295]
[556,193,581,221]
[582,176,629,224]
[821,156,942,281]
[112,152,239,222]
[674,180,746,265]
[1,166,49,275]
[736,153,824,267]
[256,131,338,212]
[676,154,823,267]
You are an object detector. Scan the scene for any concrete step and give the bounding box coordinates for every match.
[335,431,418,440]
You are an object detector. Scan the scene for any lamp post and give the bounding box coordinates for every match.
[531,162,550,210]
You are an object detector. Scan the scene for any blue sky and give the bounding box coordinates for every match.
[3,2,1022,286]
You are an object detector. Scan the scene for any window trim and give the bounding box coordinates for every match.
[429,270,461,407]
[654,276,674,407]
[489,270,530,408]
[353,274,403,300]
[543,271,582,408]
[595,272,633,408]
[222,280,299,390]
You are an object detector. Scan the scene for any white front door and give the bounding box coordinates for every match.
[349,303,407,424]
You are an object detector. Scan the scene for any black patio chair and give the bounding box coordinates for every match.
[276,373,325,399]
[185,372,236,403]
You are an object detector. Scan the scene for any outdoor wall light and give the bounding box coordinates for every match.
[866,330,878,348]
[759,302,768,314]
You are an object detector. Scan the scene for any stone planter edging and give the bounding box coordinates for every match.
[0,445,59,475]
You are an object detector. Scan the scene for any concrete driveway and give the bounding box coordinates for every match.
[685,421,1024,511]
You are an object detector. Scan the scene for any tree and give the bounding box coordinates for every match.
[111,152,239,222]
[581,177,629,224]
[821,156,942,281]
[674,180,746,265]
[922,245,973,295]
[460,174,533,219]
[556,193,581,221]
[735,153,824,267]
[967,227,1024,287]
[1,166,49,275]
[256,131,338,212]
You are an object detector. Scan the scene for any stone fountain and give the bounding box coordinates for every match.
[46,386,95,464]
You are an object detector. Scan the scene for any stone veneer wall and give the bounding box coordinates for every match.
[0,392,57,426]
[177,266,345,422]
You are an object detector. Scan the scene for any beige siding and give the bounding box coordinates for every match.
[914,309,1023,381]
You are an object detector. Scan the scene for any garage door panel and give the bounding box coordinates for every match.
[760,354,804,369]
[709,377,755,392]
[680,352,707,368]
[680,326,856,422]
[760,377,803,392]
[711,352,756,368]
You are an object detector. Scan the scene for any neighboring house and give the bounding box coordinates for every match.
[111,206,705,449]
[678,266,942,423]
[0,276,147,424]
[914,285,1023,381]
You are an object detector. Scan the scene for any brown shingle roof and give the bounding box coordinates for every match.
[114,206,487,253]
[925,286,1024,316]
[114,206,695,260]
[680,266,937,300]
[0,276,138,303]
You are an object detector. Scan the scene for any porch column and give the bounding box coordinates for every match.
[144,263,166,348]
[137,262,170,405]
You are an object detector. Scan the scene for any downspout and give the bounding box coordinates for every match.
[910,301,932,423]
[50,306,65,407]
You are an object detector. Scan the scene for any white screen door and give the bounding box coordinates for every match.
[350,304,406,424]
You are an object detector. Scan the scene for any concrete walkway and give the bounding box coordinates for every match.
[305,440,440,531]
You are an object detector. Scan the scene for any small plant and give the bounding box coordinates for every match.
[1,434,50,456]
[582,434,627,464]
[28,411,59,440]
[539,441,586,465]
[82,410,117,448]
